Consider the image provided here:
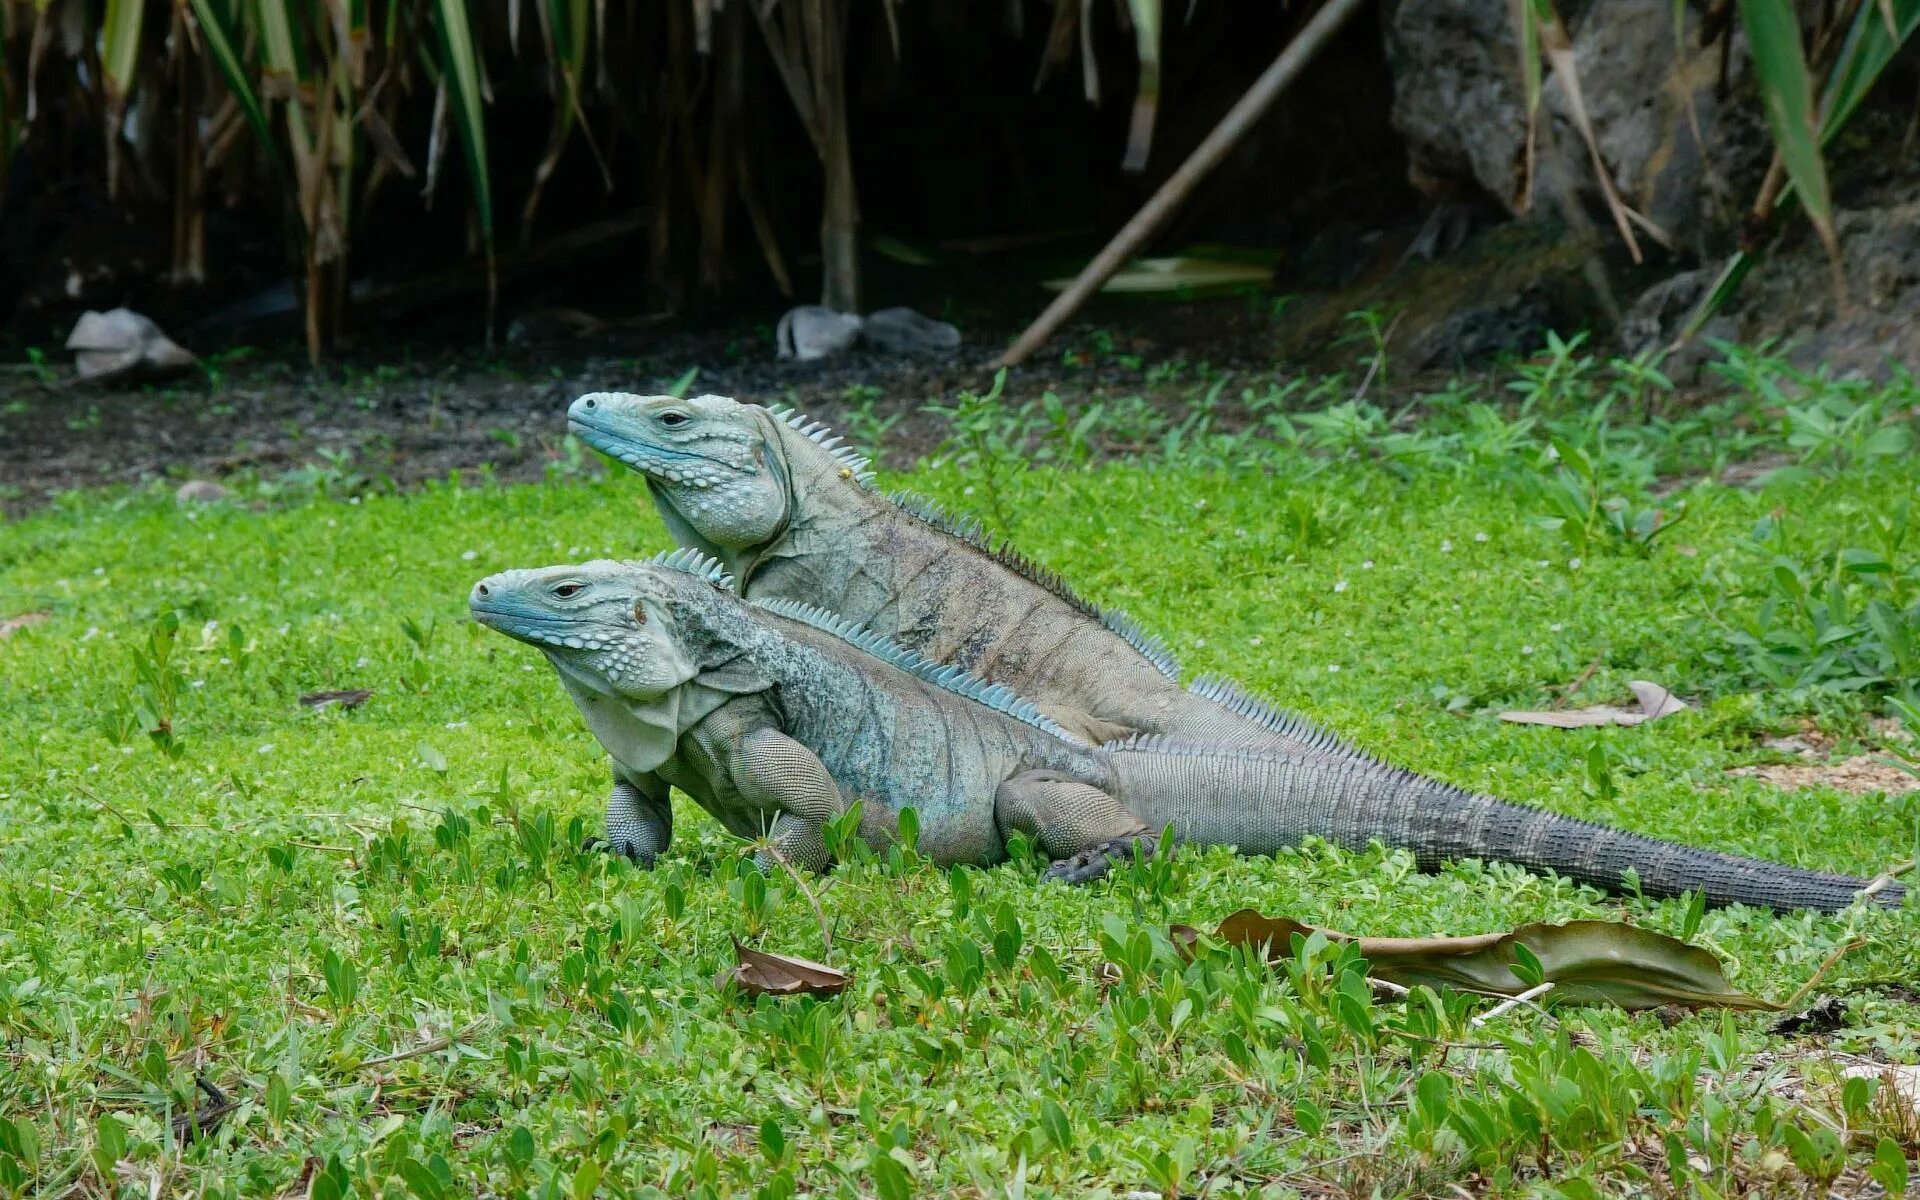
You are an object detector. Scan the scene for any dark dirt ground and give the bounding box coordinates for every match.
[0,293,1340,514]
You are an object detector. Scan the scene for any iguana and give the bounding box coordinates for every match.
[566,389,1354,755]
[468,553,1902,914]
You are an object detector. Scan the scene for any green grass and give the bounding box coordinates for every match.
[1,425,1917,1197]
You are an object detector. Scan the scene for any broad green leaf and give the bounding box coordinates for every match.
[1121,0,1160,172]
[186,0,280,173]
[1738,0,1835,257]
[100,0,144,102]
[431,0,493,240]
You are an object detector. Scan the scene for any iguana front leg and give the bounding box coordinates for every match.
[994,769,1160,884]
[723,727,846,873]
[596,772,674,865]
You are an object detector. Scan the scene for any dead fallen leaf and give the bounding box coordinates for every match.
[1501,680,1688,729]
[0,612,49,640]
[66,307,196,383]
[1182,909,1777,1012]
[717,937,848,998]
[299,688,373,711]
[1728,756,1920,797]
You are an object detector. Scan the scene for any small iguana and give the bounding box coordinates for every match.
[468,554,1902,914]
[567,389,1353,755]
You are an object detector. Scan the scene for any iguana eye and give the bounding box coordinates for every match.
[659,411,689,427]
[552,583,584,599]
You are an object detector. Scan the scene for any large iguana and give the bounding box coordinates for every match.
[468,553,1902,914]
[567,390,1353,755]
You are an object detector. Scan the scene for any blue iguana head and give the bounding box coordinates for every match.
[470,556,759,772]
[469,561,700,702]
[568,392,794,556]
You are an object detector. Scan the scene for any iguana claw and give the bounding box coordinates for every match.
[1041,835,1159,885]
[582,835,658,867]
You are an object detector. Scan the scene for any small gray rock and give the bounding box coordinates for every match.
[861,307,962,355]
[66,307,197,384]
[776,306,864,362]
[175,480,231,506]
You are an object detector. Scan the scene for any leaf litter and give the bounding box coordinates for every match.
[1171,909,1781,1012]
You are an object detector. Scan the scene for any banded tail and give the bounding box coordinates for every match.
[1107,737,1902,914]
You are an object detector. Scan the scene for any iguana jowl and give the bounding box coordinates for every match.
[469,554,1903,914]
[567,390,1353,754]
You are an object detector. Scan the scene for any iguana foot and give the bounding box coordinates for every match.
[1041,834,1159,885]
[582,835,658,867]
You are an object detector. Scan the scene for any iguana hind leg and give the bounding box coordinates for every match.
[994,769,1160,885]
[726,727,845,873]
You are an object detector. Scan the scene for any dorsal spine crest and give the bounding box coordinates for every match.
[760,410,1181,681]
[764,403,877,484]
[649,547,737,591]
[752,596,1072,740]
[1186,675,1361,757]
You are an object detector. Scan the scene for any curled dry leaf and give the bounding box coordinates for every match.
[1179,909,1777,1012]
[717,937,848,998]
[299,688,373,711]
[1501,680,1688,729]
[0,612,50,640]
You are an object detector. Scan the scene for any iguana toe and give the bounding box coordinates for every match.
[1042,835,1159,885]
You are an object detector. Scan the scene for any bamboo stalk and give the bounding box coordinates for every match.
[995,0,1369,368]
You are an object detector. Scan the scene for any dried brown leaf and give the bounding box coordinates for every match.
[1501,680,1688,728]
[0,612,50,640]
[719,937,848,998]
[1198,908,1777,1011]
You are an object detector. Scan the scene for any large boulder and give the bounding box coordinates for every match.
[1383,0,1764,255]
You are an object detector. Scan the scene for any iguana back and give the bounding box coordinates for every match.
[569,391,1353,754]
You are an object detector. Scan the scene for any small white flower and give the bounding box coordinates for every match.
[1249,635,1264,647]
[1234,528,1248,539]
[1194,637,1207,648]
[1567,557,1582,571]
[82,626,100,641]
[1440,540,1453,552]
[962,486,976,496]
[355,656,370,668]
[1327,664,1341,673]
[327,519,337,528]
[218,656,231,665]
[1474,532,1489,543]
[1361,560,1374,570]
[1549,623,1563,633]
[257,744,275,754]
[446,721,469,729]
[1334,579,1348,593]
[1194,499,1208,511]
[522,664,534,672]
[190,680,205,689]
[349,496,361,505]
[1537,560,1550,568]
[120,745,134,755]
[93,567,105,575]
[1521,645,1535,655]
[461,549,478,561]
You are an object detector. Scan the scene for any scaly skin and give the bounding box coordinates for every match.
[469,556,1905,914]
[566,390,1356,755]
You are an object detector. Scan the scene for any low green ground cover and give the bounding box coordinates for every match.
[1,361,1917,1198]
